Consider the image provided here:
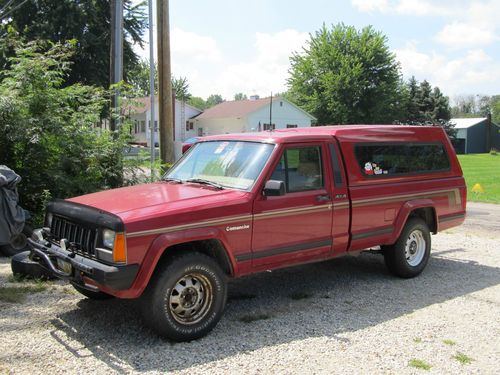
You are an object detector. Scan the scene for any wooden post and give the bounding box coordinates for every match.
[157,0,175,164]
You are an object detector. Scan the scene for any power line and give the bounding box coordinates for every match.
[0,0,16,15]
[0,0,29,21]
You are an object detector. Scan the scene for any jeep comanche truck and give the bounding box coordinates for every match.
[28,125,466,341]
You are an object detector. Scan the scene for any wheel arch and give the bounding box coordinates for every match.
[126,229,236,298]
[390,199,437,244]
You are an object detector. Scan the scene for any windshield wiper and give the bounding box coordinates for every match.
[185,178,224,190]
[163,177,183,184]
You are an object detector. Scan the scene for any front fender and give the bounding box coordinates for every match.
[119,227,234,298]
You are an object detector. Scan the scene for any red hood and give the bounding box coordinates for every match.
[68,182,248,219]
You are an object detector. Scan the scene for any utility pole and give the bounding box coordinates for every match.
[157,0,175,164]
[148,0,156,179]
[110,0,124,132]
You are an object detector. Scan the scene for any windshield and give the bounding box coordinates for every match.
[165,141,275,190]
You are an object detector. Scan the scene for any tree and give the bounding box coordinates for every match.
[188,96,206,110]
[0,41,134,222]
[172,76,191,101]
[492,95,500,124]
[287,23,401,125]
[0,0,147,88]
[395,78,454,138]
[127,59,192,102]
[234,93,247,101]
[128,59,156,96]
[206,94,224,108]
[451,94,495,118]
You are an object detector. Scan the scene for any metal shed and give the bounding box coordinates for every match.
[451,116,500,154]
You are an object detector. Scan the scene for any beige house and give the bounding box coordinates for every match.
[191,96,315,136]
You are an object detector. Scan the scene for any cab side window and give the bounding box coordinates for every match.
[270,146,323,192]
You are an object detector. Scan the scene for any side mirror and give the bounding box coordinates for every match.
[263,180,285,196]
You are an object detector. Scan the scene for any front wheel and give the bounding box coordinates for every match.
[383,218,431,278]
[141,252,227,342]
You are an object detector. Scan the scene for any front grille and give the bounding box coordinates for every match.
[50,215,98,257]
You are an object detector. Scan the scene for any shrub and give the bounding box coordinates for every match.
[0,41,135,223]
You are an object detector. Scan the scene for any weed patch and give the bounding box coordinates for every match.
[408,359,431,371]
[0,284,46,303]
[453,352,474,365]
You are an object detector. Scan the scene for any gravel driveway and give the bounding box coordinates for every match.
[1,202,499,374]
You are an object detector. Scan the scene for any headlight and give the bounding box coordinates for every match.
[102,229,116,249]
[45,212,53,228]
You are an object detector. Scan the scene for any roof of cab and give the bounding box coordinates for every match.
[199,125,447,144]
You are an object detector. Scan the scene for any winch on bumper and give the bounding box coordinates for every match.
[28,229,139,291]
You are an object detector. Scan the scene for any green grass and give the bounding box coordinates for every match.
[0,284,47,303]
[408,359,432,371]
[457,153,500,204]
[443,339,456,346]
[453,352,474,365]
[413,337,422,343]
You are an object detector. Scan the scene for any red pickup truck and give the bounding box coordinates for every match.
[29,125,466,341]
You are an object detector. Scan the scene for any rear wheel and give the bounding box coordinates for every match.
[383,218,431,278]
[141,252,227,342]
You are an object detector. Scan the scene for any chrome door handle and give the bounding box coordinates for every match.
[316,194,331,202]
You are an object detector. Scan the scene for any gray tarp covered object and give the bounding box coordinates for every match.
[0,165,25,244]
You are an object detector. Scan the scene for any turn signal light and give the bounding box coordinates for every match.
[113,233,127,263]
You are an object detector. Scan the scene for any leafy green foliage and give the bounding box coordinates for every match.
[451,94,497,119]
[492,95,500,124]
[127,59,157,96]
[188,96,207,110]
[206,94,224,108]
[0,41,134,222]
[287,23,401,125]
[172,76,191,101]
[233,93,247,101]
[127,59,192,103]
[394,77,455,138]
[0,0,147,89]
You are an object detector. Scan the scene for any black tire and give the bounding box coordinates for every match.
[72,283,114,300]
[0,227,32,257]
[383,218,431,278]
[0,244,25,257]
[141,252,227,342]
[11,251,55,280]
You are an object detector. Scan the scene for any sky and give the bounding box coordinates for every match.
[133,0,500,102]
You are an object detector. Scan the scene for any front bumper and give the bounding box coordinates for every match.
[28,234,138,291]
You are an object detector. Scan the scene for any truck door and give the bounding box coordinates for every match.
[251,142,334,270]
[327,140,350,255]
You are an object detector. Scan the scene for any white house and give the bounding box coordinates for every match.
[191,96,315,136]
[125,96,203,147]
